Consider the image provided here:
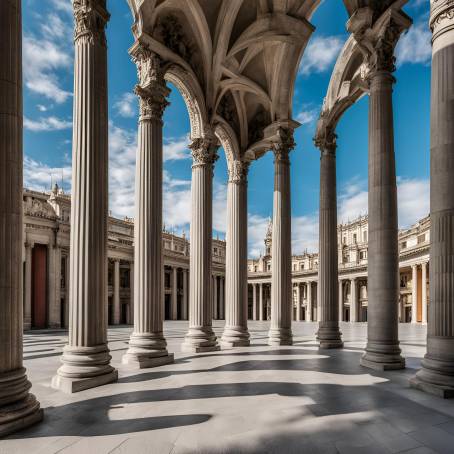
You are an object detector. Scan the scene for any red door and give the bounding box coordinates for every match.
[32,244,47,328]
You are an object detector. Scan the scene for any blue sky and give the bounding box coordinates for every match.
[23,0,431,257]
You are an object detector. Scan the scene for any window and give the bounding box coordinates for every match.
[164,272,171,288]
[267,263,271,271]
[417,234,426,244]
[363,231,368,242]
[353,234,357,243]
[343,237,346,245]
[401,241,407,249]
[60,257,66,288]
[120,268,130,288]
[254,266,258,272]
[300,263,305,270]
[214,247,218,254]
[360,251,367,260]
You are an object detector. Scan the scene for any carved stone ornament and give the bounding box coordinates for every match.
[430,0,454,38]
[189,138,219,166]
[314,129,337,154]
[272,128,295,163]
[132,45,170,121]
[228,160,249,183]
[73,0,109,45]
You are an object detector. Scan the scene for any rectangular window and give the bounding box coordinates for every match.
[417,234,425,244]
[401,241,407,249]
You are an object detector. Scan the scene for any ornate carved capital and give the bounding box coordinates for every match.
[272,128,295,163]
[131,44,170,121]
[190,138,219,166]
[430,0,454,41]
[228,160,249,184]
[73,0,109,45]
[314,129,337,155]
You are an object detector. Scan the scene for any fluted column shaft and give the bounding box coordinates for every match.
[350,278,357,322]
[252,284,257,320]
[0,0,43,435]
[338,280,343,322]
[259,283,264,321]
[24,244,33,330]
[296,284,301,321]
[307,282,312,322]
[316,137,343,348]
[113,260,120,325]
[361,68,405,370]
[171,267,178,320]
[411,265,419,323]
[222,161,250,347]
[122,44,173,368]
[52,0,117,393]
[182,138,220,352]
[421,262,428,325]
[411,1,454,397]
[269,130,294,346]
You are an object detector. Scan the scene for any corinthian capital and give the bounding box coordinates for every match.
[190,138,219,166]
[314,128,337,155]
[272,128,295,163]
[131,44,170,121]
[73,0,110,45]
[430,0,454,41]
[228,160,249,184]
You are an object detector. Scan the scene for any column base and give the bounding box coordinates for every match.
[220,326,250,348]
[52,344,118,394]
[409,353,454,399]
[360,342,405,371]
[122,332,174,369]
[317,323,344,349]
[0,368,43,437]
[181,327,220,353]
[268,328,293,346]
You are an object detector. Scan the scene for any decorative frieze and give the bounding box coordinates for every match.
[430,0,454,41]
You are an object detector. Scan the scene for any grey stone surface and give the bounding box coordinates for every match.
[3,322,454,453]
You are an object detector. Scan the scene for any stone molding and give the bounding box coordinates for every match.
[73,0,109,45]
[132,44,170,121]
[272,128,295,163]
[189,138,219,166]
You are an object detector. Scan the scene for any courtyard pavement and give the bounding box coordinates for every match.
[2,321,454,453]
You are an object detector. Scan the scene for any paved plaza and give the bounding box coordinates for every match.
[0,322,453,453]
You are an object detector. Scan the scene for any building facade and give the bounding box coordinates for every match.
[23,186,226,330]
[248,216,430,324]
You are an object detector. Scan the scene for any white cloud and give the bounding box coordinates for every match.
[164,135,191,161]
[299,35,345,76]
[396,21,431,67]
[295,105,319,125]
[23,156,72,192]
[48,0,73,15]
[337,176,430,229]
[37,105,48,112]
[24,116,72,132]
[114,92,137,118]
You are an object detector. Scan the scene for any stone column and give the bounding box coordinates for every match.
[24,243,33,330]
[129,262,134,324]
[307,282,313,322]
[52,0,117,393]
[0,0,43,435]
[360,17,408,371]
[338,280,343,322]
[219,277,224,320]
[350,278,357,323]
[316,131,343,348]
[259,283,264,321]
[222,160,250,347]
[171,267,178,320]
[296,284,301,321]
[122,44,173,368]
[113,259,120,325]
[182,137,220,352]
[269,129,294,346]
[421,262,428,325]
[411,1,454,397]
[411,264,419,323]
[213,276,218,320]
[48,244,62,328]
[252,284,257,321]
[182,269,188,320]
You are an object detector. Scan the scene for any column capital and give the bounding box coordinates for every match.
[73,0,110,45]
[132,44,170,122]
[314,128,337,155]
[189,137,219,166]
[430,0,454,41]
[228,160,249,184]
[272,128,295,163]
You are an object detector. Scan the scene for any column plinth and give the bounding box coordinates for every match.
[410,1,454,397]
[182,138,220,353]
[222,160,250,348]
[51,0,117,393]
[361,62,405,370]
[268,129,294,346]
[315,133,343,349]
[122,44,173,369]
